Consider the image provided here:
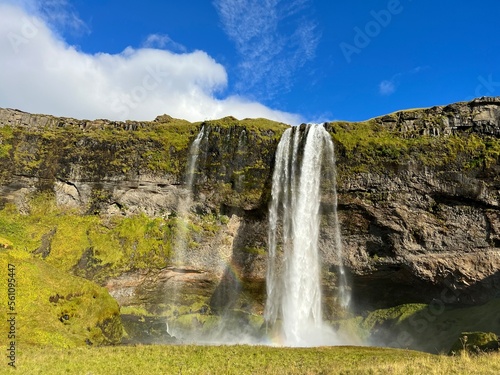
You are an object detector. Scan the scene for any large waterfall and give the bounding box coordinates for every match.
[265,124,349,346]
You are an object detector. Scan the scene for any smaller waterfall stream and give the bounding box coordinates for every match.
[185,127,205,191]
[168,126,205,339]
[172,126,205,266]
[324,136,351,309]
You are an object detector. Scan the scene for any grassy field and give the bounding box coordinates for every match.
[2,344,499,374]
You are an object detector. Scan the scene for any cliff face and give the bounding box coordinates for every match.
[0,108,284,336]
[0,110,282,215]
[331,98,500,310]
[1,99,500,344]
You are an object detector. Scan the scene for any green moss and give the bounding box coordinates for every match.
[0,236,13,248]
[0,119,202,178]
[0,126,13,158]
[328,120,500,178]
[362,304,428,332]
[120,306,154,316]
[0,115,289,220]
[213,182,264,208]
[172,313,217,332]
[1,114,286,211]
[0,249,122,347]
[219,215,230,225]
[197,213,221,234]
[0,193,234,283]
[201,117,288,138]
[238,118,289,140]
[333,316,366,341]
[243,246,266,256]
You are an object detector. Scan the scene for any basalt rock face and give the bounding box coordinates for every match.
[329,97,500,312]
[374,96,500,137]
[335,171,500,311]
[1,99,500,323]
[0,109,280,216]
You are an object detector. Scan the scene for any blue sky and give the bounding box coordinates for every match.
[1,0,500,124]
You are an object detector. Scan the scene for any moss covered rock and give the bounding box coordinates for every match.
[449,332,500,355]
[334,299,500,354]
[0,249,123,347]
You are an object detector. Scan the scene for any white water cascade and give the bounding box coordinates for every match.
[172,125,206,265]
[185,126,205,191]
[168,126,205,338]
[265,124,350,346]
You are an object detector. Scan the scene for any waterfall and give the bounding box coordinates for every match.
[168,126,205,338]
[185,126,205,190]
[265,124,349,346]
[324,135,351,309]
[172,126,205,267]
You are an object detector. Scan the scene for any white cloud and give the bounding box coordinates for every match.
[38,0,89,35]
[379,80,397,96]
[2,0,89,35]
[142,34,187,53]
[0,3,302,125]
[213,0,320,99]
[378,66,428,96]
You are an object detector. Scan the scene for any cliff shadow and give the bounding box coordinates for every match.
[362,270,500,354]
[209,207,267,318]
[442,268,500,305]
[349,259,500,316]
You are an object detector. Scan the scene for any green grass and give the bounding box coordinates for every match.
[0,249,122,347]
[2,344,499,374]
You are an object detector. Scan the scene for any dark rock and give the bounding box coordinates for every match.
[33,228,56,259]
[120,314,176,345]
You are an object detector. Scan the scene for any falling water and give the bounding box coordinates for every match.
[323,134,351,309]
[265,124,349,346]
[173,126,205,262]
[168,126,205,338]
[185,126,205,193]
